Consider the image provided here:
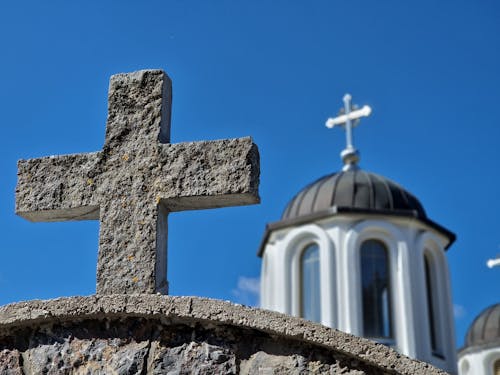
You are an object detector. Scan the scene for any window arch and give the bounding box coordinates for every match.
[494,358,500,375]
[360,239,393,341]
[281,224,336,327]
[344,221,403,342]
[300,243,321,322]
[459,359,470,374]
[261,252,270,308]
[417,232,454,364]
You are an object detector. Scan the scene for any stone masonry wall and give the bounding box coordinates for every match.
[0,295,448,375]
[0,318,385,374]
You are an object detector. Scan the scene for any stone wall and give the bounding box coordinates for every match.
[0,295,448,374]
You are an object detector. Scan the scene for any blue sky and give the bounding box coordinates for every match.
[0,1,498,348]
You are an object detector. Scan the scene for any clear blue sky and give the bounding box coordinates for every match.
[0,1,498,348]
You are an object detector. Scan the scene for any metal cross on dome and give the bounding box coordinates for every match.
[325,94,371,171]
[487,255,500,268]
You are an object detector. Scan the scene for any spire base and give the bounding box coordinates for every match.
[341,148,360,171]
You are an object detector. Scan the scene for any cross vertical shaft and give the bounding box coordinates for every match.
[343,94,354,150]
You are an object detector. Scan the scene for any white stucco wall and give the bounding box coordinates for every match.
[458,347,500,375]
[260,213,457,374]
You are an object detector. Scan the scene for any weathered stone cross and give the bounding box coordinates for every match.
[16,70,260,295]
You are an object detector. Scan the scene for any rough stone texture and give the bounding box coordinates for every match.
[0,295,449,374]
[22,335,149,375]
[15,70,260,296]
[0,349,22,375]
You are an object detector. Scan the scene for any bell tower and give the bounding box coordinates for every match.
[258,94,458,374]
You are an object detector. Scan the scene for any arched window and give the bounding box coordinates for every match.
[300,243,320,322]
[424,253,443,358]
[360,239,392,340]
[460,359,470,375]
[494,358,500,375]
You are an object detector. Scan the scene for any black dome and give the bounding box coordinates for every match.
[258,168,456,257]
[464,304,500,349]
[282,169,427,220]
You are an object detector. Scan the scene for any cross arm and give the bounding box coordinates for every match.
[16,152,101,222]
[325,105,372,128]
[155,136,260,211]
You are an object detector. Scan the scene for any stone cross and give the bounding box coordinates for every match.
[325,93,371,170]
[16,70,260,295]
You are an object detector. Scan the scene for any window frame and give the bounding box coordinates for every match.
[299,242,321,322]
[360,238,394,342]
[417,231,455,365]
[494,358,500,375]
[343,221,402,348]
[423,251,444,359]
[282,224,336,327]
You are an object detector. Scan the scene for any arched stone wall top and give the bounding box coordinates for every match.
[0,295,448,375]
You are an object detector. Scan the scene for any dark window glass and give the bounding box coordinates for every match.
[361,240,392,339]
[424,254,445,358]
[300,243,321,322]
[424,255,438,354]
[494,359,500,375]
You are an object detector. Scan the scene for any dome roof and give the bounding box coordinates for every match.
[257,168,455,257]
[282,169,427,221]
[464,304,500,349]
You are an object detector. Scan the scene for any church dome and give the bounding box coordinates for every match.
[282,169,427,221]
[463,303,500,349]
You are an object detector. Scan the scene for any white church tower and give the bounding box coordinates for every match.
[258,94,458,373]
